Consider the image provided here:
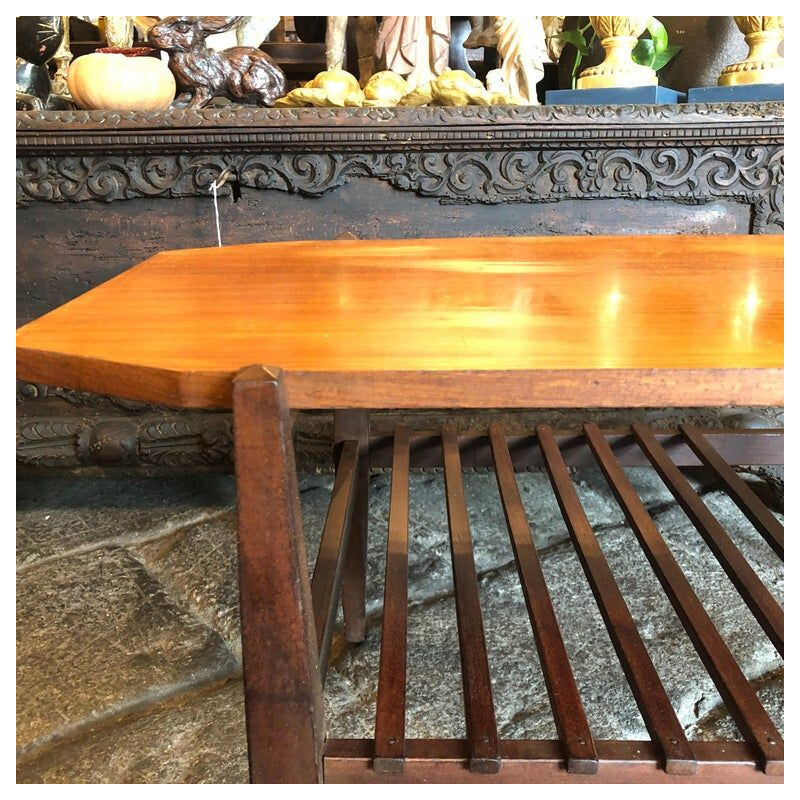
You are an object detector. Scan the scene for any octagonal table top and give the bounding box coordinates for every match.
[16,234,783,410]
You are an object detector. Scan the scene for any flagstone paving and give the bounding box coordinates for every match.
[17,415,784,783]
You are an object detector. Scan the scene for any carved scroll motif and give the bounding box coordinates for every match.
[16,145,784,225]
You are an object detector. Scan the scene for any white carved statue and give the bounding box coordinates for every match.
[486,16,548,105]
[375,16,451,91]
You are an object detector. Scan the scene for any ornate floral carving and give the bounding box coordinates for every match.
[751,144,784,233]
[16,418,86,468]
[16,103,784,219]
[15,409,342,471]
[17,144,784,216]
[138,418,233,467]
[16,412,236,469]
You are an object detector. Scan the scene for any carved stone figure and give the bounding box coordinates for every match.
[464,17,497,48]
[375,16,450,90]
[102,16,135,48]
[542,16,566,62]
[487,16,548,104]
[326,16,378,86]
[15,16,65,110]
[206,16,280,51]
[134,16,279,51]
[147,16,286,108]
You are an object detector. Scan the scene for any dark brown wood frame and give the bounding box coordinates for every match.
[231,365,783,784]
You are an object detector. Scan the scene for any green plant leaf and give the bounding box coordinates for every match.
[645,16,669,55]
[556,29,589,55]
[632,39,656,66]
[652,44,682,71]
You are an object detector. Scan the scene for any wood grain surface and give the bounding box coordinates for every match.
[16,234,783,410]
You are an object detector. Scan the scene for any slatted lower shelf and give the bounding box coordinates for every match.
[324,739,780,783]
[314,425,784,783]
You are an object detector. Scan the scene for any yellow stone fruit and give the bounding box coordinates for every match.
[310,69,360,95]
[398,83,434,106]
[363,71,409,105]
[489,92,525,106]
[434,69,484,91]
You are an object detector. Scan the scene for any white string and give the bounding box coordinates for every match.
[211,180,222,247]
[210,167,233,248]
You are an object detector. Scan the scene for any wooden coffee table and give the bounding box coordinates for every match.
[17,234,784,783]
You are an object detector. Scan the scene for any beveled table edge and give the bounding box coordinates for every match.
[16,348,784,410]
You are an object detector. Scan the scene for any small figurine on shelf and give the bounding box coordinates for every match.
[147,15,286,107]
[275,68,365,107]
[719,16,783,86]
[16,15,66,110]
[577,16,656,89]
[375,16,450,90]
[487,16,549,104]
[326,16,378,86]
[273,67,522,108]
[400,69,523,106]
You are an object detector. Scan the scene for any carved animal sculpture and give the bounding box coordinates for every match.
[147,15,286,107]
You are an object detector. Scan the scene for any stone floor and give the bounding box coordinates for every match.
[17,453,784,783]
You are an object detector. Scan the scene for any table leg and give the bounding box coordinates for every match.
[334,410,369,643]
[233,366,325,783]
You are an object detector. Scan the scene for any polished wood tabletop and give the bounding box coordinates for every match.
[16,234,783,410]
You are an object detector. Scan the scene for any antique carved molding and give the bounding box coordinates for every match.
[16,145,784,214]
[17,400,785,474]
[15,103,784,154]
[16,382,326,471]
[15,101,785,131]
[16,104,784,220]
[17,411,235,470]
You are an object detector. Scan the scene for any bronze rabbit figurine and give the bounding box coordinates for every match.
[148,16,286,108]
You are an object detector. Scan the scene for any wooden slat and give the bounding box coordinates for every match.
[324,739,782,784]
[334,410,370,642]
[310,439,359,682]
[536,424,696,775]
[488,423,599,775]
[374,427,411,774]
[679,424,783,559]
[584,423,783,775]
[632,422,784,656]
[367,429,785,470]
[441,427,501,774]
